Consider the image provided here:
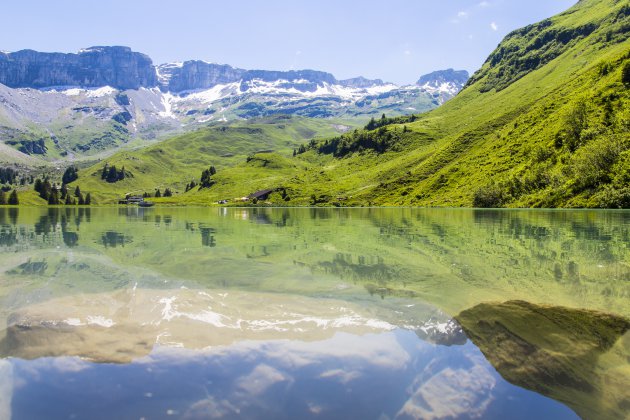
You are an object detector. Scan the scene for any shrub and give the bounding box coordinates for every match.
[571,135,623,191]
[622,61,630,86]
[473,184,504,208]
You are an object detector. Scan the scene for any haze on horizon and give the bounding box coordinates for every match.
[3,0,577,85]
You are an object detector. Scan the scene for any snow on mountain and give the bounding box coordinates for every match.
[416,69,469,97]
[418,81,462,96]
[156,62,183,86]
[0,46,470,161]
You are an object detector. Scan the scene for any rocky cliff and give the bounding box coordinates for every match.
[0,46,157,90]
[157,62,377,93]
[157,61,245,92]
[0,46,468,95]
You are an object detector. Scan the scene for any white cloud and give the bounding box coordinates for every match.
[396,357,497,420]
[490,22,498,31]
[404,50,412,56]
[478,1,490,7]
[451,10,469,24]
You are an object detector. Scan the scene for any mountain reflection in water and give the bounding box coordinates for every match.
[0,207,627,419]
[0,289,577,420]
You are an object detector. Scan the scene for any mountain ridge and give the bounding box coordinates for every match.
[0,46,466,93]
[0,47,468,162]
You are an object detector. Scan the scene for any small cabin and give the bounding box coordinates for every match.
[119,195,144,204]
[247,189,274,201]
[127,196,144,203]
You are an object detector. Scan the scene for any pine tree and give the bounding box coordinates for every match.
[40,179,52,200]
[164,188,172,197]
[107,166,118,183]
[74,185,81,197]
[62,166,78,184]
[155,189,161,198]
[65,194,74,205]
[8,190,18,205]
[101,163,109,180]
[0,190,6,205]
[48,189,60,205]
[78,193,85,205]
[60,183,68,200]
[200,167,216,188]
[85,193,92,205]
[34,178,42,193]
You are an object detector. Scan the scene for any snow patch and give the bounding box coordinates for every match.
[158,93,177,119]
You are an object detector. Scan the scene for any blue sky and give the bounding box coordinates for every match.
[2,0,577,84]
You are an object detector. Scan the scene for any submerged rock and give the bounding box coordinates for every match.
[456,300,630,420]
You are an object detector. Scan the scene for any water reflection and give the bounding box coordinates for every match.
[100,231,132,248]
[457,300,630,420]
[0,289,578,420]
[0,207,627,419]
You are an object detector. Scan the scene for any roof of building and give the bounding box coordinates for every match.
[247,189,274,199]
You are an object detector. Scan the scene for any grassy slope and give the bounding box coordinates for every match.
[164,0,629,207]
[63,116,350,204]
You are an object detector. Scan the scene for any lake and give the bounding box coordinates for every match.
[0,207,628,420]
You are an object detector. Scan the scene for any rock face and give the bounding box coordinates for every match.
[339,76,386,89]
[157,62,376,93]
[0,46,157,90]
[157,61,245,92]
[416,68,469,91]
[0,45,467,96]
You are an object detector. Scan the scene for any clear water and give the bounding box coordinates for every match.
[0,207,628,420]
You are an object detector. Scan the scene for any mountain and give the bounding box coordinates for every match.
[0,46,156,90]
[147,0,626,208]
[0,48,468,163]
[156,61,246,92]
[416,69,469,95]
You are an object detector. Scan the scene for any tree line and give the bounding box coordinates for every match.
[293,114,413,158]
[185,165,217,192]
[34,177,92,205]
[0,190,19,205]
[101,163,130,183]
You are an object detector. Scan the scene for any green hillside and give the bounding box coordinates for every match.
[174,0,630,207]
[44,0,630,207]
[49,116,350,204]
[218,0,628,208]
